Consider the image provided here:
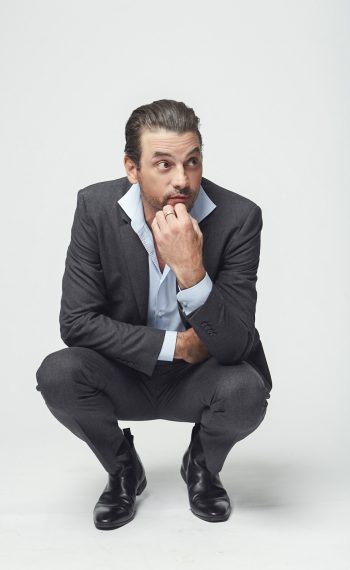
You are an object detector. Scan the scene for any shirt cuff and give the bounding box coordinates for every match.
[157,330,177,361]
[176,272,213,315]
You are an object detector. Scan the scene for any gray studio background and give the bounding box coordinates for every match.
[1,1,349,569]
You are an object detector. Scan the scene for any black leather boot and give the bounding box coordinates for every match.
[181,423,231,522]
[93,427,147,530]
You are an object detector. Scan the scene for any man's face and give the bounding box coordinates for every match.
[124,128,203,222]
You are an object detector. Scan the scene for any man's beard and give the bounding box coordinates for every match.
[139,183,196,212]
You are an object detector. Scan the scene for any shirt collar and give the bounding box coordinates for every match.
[118,181,216,235]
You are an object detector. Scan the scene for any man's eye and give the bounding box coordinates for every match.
[158,161,170,169]
[187,157,202,167]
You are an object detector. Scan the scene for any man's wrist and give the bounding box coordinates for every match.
[174,331,186,359]
[176,267,206,290]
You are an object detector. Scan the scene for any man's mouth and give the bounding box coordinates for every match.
[168,195,190,200]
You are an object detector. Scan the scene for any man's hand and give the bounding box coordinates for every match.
[174,327,211,364]
[151,203,205,288]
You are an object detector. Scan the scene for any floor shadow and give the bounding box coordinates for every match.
[223,460,301,509]
[137,459,305,512]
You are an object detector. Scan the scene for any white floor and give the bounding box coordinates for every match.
[1,437,349,570]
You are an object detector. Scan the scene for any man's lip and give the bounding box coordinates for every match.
[168,196,190,200]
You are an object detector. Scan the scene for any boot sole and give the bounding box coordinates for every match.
[180,466,231,523]
[94,476,147,531]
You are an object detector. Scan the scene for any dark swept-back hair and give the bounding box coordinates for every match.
[124,99,202,168]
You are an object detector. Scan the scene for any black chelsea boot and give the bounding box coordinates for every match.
[181,423,231,522]
[93,427,147,530]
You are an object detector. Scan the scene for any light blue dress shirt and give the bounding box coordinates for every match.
[118,183,217,361]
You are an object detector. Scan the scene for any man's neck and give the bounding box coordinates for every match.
[141,199,157,230]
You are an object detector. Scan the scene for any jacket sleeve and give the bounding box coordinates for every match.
[179,204,263,364]
[59,190,166,377]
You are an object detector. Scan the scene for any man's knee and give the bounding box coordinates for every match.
[214,362,270,429]
[35,347,93,405]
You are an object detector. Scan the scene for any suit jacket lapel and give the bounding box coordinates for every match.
[118,210,150,324]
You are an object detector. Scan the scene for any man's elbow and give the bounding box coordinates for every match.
[213,329,254,365]
[59,311,100,347]
[60,323,75,346]
[59,313,80,347]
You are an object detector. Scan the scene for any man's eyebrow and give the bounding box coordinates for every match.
[151,146,201,159]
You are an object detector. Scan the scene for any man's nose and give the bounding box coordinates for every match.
[172,165,188,189]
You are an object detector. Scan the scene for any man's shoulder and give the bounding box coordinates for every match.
[201,177,261,220]
[78,176,131,203]
[75,177,131,221]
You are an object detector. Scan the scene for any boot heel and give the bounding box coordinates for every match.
[136,476,147,495]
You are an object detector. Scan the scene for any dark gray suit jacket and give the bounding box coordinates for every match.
[59,176,272,389]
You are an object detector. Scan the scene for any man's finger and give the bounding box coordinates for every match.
[162,206,177,225]
[174,202,190,221]
[154,209,170,231]
[190,216,203,237]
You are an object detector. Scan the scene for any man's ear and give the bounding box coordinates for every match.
[124,155,139,184]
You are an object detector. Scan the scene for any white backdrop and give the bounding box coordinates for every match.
[1,1,349,568]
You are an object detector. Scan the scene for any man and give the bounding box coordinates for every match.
[36,99,272,530]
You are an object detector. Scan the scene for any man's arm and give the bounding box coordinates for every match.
[158,272,214,361]
[177,204,263,365]
[59,191,166,377]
